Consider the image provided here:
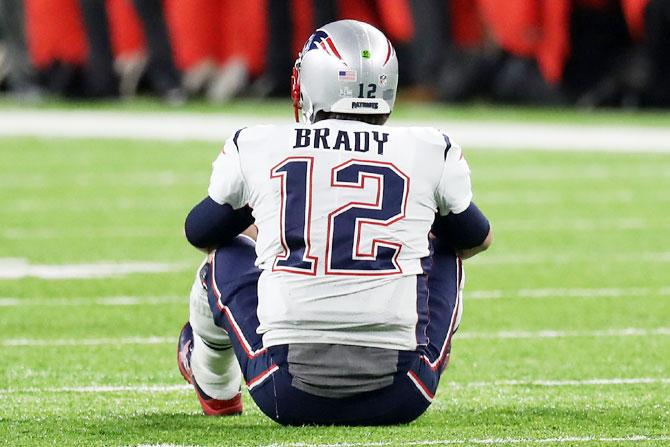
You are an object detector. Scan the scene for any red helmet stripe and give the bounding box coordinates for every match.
[325,37,343,60]
[383,39,392,66]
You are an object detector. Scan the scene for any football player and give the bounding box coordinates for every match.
[177,19,492,425]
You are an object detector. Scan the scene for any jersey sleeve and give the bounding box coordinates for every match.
[435,141,473,215]
[207,136,249,209]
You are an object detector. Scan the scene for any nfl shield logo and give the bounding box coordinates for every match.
[379,74,388,87]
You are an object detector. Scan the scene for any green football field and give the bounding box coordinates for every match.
[1,102,669,446]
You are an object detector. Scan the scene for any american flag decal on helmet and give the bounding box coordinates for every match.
[338,70,357,82]
[304,30,344,61]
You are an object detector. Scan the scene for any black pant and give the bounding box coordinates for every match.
[79,0,117,97]
[644,0,670,105]
[132,0,181,94]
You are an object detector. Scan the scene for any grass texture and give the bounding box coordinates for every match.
[0,109,669,446]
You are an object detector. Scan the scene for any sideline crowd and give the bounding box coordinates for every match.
[0,0,668,108]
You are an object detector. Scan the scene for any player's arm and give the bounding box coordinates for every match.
[433,136,493,259]
[458,226,492,259]
[184,199,255,252]
[431,203,493,259]
[185,128,253,252]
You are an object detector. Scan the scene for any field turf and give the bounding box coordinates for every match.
[0,105,669,446]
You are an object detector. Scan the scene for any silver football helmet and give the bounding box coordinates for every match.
[291,20,399,123]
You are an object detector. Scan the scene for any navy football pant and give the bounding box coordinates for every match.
[203,235,463,426]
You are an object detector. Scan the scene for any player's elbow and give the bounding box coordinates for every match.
[456,227,492,260]
[184,197,256,250]
[432,202,491,249]
[433,202,492,260]
[184,209,212,249]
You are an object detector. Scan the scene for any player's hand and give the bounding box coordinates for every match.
[242,225,258,241]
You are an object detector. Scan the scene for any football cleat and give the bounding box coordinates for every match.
[178,322,243,416]
[177,322,194,384]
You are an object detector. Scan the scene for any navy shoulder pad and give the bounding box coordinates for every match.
[442,134,452,160]
[232,127,247,152]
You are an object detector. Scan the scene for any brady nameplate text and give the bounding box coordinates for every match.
[293,128,389,155]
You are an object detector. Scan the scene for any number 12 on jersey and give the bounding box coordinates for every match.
[271,157,409,276]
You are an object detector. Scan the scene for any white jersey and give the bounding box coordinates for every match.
[208,119,472,350]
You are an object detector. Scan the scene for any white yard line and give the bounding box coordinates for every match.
[0,295,184,307]
[467,286,670,300]
[470,252,670,265]
[2,228,177,240]
[3,327,669,348]
[2,377,667,395]
[1,286,666,308]
[0,258,187,279]
[456,327,670,340]
[132,437,670,447]
[475,168,670,181]
[0,172,204,189]
[494,217,668,232]
[4,218,669,241]
[0,192,636,212]
[462,378,670,388]
[0,384,191,395]
[1,110,669,152]
[2,336,173,347]
[135,445,201,447]
[254,435,670,447]
[4,198,190,212]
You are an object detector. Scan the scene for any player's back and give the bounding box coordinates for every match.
[209,118,471,350]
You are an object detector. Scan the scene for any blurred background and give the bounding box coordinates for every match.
[1,0,669,109]
[1,2,669,443]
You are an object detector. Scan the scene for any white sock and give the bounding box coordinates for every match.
[190,332,243,401]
